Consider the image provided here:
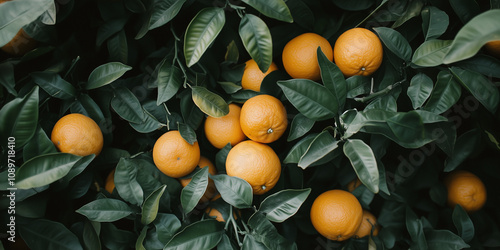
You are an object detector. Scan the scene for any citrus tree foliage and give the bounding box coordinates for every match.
[1,0,500,249]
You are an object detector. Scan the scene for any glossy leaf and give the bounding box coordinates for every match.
[191,86,229,118]
[318,48,347,112]
[111,87,146,123]
[184,7,225,67]
[141,185,167,225]
[178,122,197,145]
[212,174,253,209]
[23,126,57,162]
[452,205,475,242]
[423,71,462,115]
[278,79,336,121]
[0,62,16,96]
[0,86,39,148]
[421,6,449,41]
[149,0,186,30]
[96,18,127,47]
[164,220,224,250]
[242,234,268,250]
[455,55,500,79]
[424,229,470,249]
[155,213,182,243]
[31,71,76,100]
[298,131,339,169]
[157,62,182,105]
[16,153,82,189]
[386,111,425,145]
[135,227,147,250]
[240,0,293,23]
[82,221,101,250]
[374,27,412,62]
[259,188,311,223]
[444,129,481,172]
[19,219,83,250]
[247,211,296,249]
[406,208,428,249]
[443,10,500,64]
[239,14,272,72]
[287,113,315,142]
[392,0,423,28]
[407,73,433,109]
[449,0,481,24]
[450,66,500,114]
[115,158,144,206]
[283,134,316,164]
[86,62,132,90]
[180,167,209,214]
[343,139,379,193]
[412,40,452,67]
[76,199,134,222]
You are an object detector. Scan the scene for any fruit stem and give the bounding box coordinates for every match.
[354,78,406,103]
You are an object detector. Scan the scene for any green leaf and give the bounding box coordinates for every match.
[164,220,224,250]
[107,30,128,63]
[278,79,336,121]
[157,62,182,105]
[343,139,379,193]
[19,219,83,250]
[239,14,273,72]
[82,221,101,250]
[287,113,315,142]
[443,10,500,64]
[23,126,57,162]
[115,158,144,206]
[141,185,167,225]
[452,205,475,242]
[259,188,311,223]
[373,27,412,62]
[450,66,500,114]
[218,81,242,94]
[101,223,135,250]
[242,234,268,250]
[0,86,39,149]
[423,70,462,114]
[298,131,339,169]
[135,227,147,250]
[247,211,296,249]
[76,198,134,222]
[178,122,197,145]
[391,0,423,28]
[424,229,470,250]
[111,87,146,123]
[421,6,449,41]
[346,75,371,98]
[283,134,316,164]
[181,167,209,214]
[56,154,96,189]
[455,55,500,79]
[386,111,425,145]
[444,129,481,172]
[155,213,182,243]
[191,86,229,118]
[332,0,373,10]
[0,0,53,47]
[31,72,76,100]
[212,174,253,209]
[318,48,347,112]
[407,73,433,109]
[149,0,186,30]
[412,40,452,67]
[448,0,480,24]
[240,0,293,23]
[86,62,132,90]
[96,18,128,47]
[16,153,82,189]
[0,62,16,96]
[406,207,428,249]
[184,7,225,67]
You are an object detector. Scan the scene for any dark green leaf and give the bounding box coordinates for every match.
[86,62,132,90]
[101,223,135,250]
[76,199,134,222]
[107,30,128,63]
[346,75,371,98]
[450,66,500,114]
[191,86,229,118]
[135,227,147,250]
[22,126,57,162]
[332,0,373,10]
[298,131,339,169]
[444,129,481,172]
[0,62,16,96]
[449,0,480,24]
[142,185,167,225]
[391,0,423,28]
[386,111,425,145]
[259,188,311,223]
[178,122,197,145]
[455,55,500,79]
[424,229,470,249]
[181,167,209,214]
[212,174,253,209]
[215,144,231,174]
[16,153,82,189]
[421,6,449,41]
[343,139,379,193]
[239,14,273,72]
[31,71,76,100]
[218,81,242,94]
[287,113,315,142]
[240,0,293,23]
[82,221,101,250]
[247,212,296,249]
[443,10,500,64]
[96,18,127,47]
[423,71,461,114]
[164,220,224,250]
[283,134,316,164]
[318,48,347,112]
[149,0,187,30]
[374,27,412,62]
[157,62,182,105]
[407,73,433,109]
[286,0,314,29]
[277,79,336,121]
[412,40,452,67]
[184,7,225,67]
[115,158,144,206]
[155,213,182,243]
[19,219,83,250]
[406,207,428,249]
[452,205,474,242]
[242,234,268,250]
[111,87,146,123]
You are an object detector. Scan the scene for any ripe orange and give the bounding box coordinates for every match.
[347,177,362,192]
[240,94,288,144]
[179,156,218,204]
[204,103,246,149]
[310,189,363,241]
[205,207,226,222]
[353,210,380,238]
[334,28,383,77]
[104,169,115,193]
[484,40,500,58]
[445,170,487,213]
[152,130,200,178]
[225,140,281,195]
[282,33,333,81]
[51,113,104,156]
[241,59,278,92]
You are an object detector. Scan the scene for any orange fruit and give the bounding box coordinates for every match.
[225,140,281,195]
[240,94,288,144]
[445,170,487,213]
[51,113,104,156]
[347,178,362,192]
[310,189,363,241]
[204,103,246,149]
[104,169,115,193]
[205,207,226,222]
[282,33,333,81]
[152,130,200,178]
[0,0,37,56]
[334,28,383,77]
[484,40,500,58]
[179,156,218,203]
[241,59,278,92]
[353,210,380,238]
